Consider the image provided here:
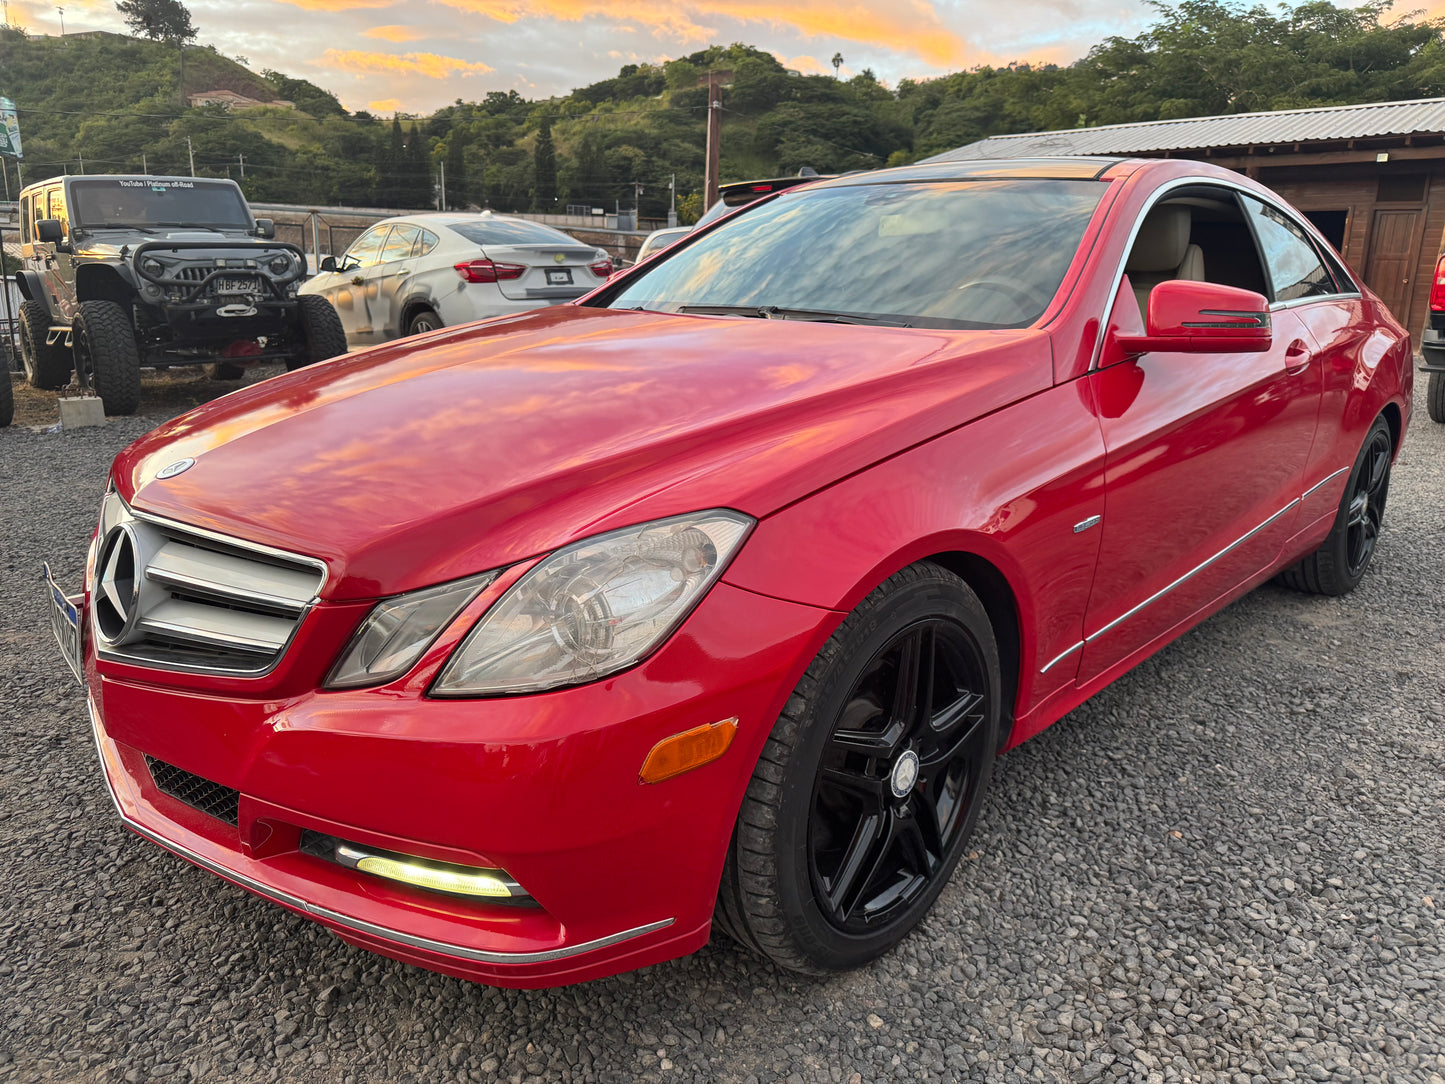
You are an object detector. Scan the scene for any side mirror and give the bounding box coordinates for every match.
[255,218,276,239]
[319,256,338,273]
[1114,280,1272,354]
[36,219,63,244]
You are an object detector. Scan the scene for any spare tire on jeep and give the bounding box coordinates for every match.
[289,295,348,371]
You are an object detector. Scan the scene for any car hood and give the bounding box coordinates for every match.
[114,306,1050,599]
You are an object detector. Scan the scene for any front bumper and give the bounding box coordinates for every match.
[82,580,837,987]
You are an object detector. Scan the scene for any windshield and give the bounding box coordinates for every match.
[607,179,1105,329]
[70,178,252,230]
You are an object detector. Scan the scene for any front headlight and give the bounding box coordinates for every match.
[433,510,753,697]
[327,571,498,689]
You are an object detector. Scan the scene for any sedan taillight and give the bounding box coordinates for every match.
[1430,253,1445,312]
[455,259,527,284]
[588,259,613,279]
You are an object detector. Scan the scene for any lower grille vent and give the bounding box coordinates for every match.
[145,756,240,826]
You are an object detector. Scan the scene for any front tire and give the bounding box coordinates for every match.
[1428,371,1444,424]
[406,308,443,337]
[1278,416,1393,596]
[288,295,348,371]
[18,299,72,390]
[73,300,141,416]
[715,562,1000,974]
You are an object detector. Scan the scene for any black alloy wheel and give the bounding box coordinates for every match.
[715,562,999,974]
[810,619,990,934]
[1344,424,1391,578]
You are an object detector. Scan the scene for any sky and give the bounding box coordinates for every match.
[9,0,1166,113]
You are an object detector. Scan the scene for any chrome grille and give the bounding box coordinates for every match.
[93,494,325,676]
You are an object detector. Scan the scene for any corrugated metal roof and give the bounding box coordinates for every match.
[922,97,1445,162]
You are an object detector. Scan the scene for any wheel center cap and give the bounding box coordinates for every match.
[889,750,920,799]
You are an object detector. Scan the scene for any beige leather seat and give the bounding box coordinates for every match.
[1126,205,1206,319]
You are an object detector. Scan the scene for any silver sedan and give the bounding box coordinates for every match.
[302,212,614,347]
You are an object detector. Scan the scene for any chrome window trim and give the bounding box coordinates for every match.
[94,494,329,679]
[86,699,675,967]
[1089,176,1362,371]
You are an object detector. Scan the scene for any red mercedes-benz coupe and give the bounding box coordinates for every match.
[49,157,1411,988]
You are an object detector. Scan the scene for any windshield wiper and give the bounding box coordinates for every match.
[676,304,910,327]
[155,222,230,231]
[88,223,158,232]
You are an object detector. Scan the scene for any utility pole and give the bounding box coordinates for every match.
[697,70,732,213]
[186,136,195,177]
[668,173,677,228]
[56,6,63,34]
[238,153,245,179]
[439,159,446,210]
[77,152,84,174]
[141,151,147,174]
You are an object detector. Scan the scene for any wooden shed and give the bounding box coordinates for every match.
[928,99,1445,343]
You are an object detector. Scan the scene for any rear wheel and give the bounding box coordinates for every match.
[1428,371,1445,424]
[288,295,348,371]
[0,364,13,427]
[406,308,443,337]
[18,299,72,390]
[715,562,999,974]
[1278,416,1392,596]
[73,300,141,416]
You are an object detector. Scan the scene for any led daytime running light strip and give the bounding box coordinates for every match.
[335,843,525,899]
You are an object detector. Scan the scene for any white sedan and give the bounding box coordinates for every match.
[302,212,614,347]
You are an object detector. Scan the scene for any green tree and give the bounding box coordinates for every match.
[445,126,470,209]
[533,115,556,211]
[115,0,197,43]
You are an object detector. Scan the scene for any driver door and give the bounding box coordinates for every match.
[327,226,389,347]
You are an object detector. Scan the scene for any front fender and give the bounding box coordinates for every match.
[15,270,49,314]
[75,261,140,306]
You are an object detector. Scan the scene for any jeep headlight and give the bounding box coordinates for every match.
[433,510,753,696]
[142,258,164,277]
[268,254,292,276]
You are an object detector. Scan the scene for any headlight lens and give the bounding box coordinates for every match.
[141,258,164,277]
[268,255,291,275]
[327,572,498,689]
[433,510,753,697]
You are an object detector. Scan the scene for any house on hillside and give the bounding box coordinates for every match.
[927,98,1445,341]
[187,89,293,111]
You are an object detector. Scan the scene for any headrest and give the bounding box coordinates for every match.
[1126,205,1192,273]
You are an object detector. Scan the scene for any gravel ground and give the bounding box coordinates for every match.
[1,391,1442,1084]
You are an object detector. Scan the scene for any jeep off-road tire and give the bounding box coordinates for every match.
[289,295,348,371]
[73,300,142,416]
[18,299,72,390]
[1428,370,1445,424]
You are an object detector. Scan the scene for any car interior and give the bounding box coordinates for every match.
[1124,189,1271,320]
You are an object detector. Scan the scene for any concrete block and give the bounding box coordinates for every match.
[59,396,107,430]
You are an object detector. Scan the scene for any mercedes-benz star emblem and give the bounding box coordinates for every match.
[156,458,195,480]
[95,526,141,644]
[889,750,921,799]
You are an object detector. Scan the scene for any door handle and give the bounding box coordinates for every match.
[396,267,411,275]
[1284,339,1311,375]
[351,275,365,286]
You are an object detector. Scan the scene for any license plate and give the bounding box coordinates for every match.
[216,277,255,294]
[43,562,85,686]
[546,269,573,286]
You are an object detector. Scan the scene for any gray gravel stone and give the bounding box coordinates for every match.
[0,388,1442,1083]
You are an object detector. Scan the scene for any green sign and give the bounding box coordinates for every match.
[0,97,21,159]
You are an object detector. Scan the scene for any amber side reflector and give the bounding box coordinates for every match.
[639,717,739,784]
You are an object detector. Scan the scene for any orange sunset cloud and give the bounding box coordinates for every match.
[430,0,970,67]
[321,49,495,78]
[364,25,429,42]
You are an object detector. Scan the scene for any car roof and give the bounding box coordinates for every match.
[804,157,1128,190]
[20,174,241,196]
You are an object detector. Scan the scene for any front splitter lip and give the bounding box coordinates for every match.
[83,696,675,969]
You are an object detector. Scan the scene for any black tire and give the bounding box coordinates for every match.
[213,362,247,381]
[18,299,72,390]
[406,308,443,337]
[288,295,348,371]
[0,367,13,427]
[1428,371,1445,424]
[1278,415,1393,596]
[715,562,1000,975]
[73,300,142,416]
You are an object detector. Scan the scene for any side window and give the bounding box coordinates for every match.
[49,188,69,239]
[379,224,421,263]
[344,227,389,269]
[414,229,439,258]
[1242,196,1336,302]
[19,195,31,245]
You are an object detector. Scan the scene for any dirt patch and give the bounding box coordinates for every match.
[6,364,286,429]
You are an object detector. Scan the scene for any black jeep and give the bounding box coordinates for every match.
[14,175,347,415]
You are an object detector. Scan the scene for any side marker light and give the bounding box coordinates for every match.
[639,717,739,784]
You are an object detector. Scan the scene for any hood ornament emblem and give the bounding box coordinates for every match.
[155,458,195,480]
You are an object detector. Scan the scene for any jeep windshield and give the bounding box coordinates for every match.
[70,179,252,231]
[604,178,1105,330]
